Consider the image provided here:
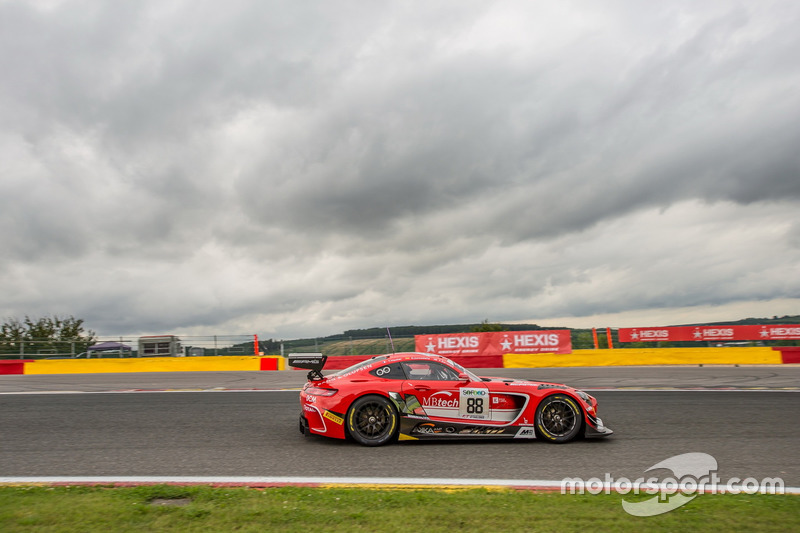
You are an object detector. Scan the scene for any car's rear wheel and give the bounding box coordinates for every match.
[535,394,582,443]
[346,395,398,446]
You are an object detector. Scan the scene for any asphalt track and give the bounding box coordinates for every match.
[1,367,798,487]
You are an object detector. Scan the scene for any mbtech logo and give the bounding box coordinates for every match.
[424,391,458,408]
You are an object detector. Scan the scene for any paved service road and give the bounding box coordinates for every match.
[2,389,798,486]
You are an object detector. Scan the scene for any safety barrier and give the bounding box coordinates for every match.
[0,360,33,375]
[502,347,786,368]
[1,356,284,375]
[291,347,793,371]
[774,346,800,364]
[1,347,796,375]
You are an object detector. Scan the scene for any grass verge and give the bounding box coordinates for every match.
[0,485,797,532]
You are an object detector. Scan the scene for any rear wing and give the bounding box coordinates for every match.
[288,352,327,381]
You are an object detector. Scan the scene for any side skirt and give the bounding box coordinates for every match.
[398,416,537,440]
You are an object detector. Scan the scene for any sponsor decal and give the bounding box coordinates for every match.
[630,329,669,341]
[620,324,800,342]
[413,424,436,434]
[514,427,536,439]
[375,366,391,377]
[459,387,489,419]
[291,358,319,365]
[416,330,572,356]
[412,423,454,435]
[420,423,436,434]
[323,410,344,425]
[458,426,506,435]
[502,333,560,350]
[764,326,800,339]
[423,391,459,408]
[437,336,480,349]
[419,389,492,419]
[694,328,734,339]
[332,358,387,379]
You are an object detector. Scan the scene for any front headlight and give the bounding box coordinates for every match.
[576,390,591,403]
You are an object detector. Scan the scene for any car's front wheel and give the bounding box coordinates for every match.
[346,395,398,446]
[535,394,582,443]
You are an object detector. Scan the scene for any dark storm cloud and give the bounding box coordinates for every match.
[230,1,800,247]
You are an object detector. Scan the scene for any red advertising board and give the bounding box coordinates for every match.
[415,330,572,356]
[618,325,800,343]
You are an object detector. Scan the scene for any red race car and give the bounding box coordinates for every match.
[290,352,612,446]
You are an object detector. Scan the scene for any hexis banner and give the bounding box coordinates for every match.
[415,330,572,356]
[618,325,800,343]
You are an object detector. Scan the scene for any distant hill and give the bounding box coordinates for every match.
[342,323,549,337]
[671,315,800,327]
[255,316,799,355]
[267,323,551,356]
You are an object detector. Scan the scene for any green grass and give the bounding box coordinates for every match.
[0,485,798,532]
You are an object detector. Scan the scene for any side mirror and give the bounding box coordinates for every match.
[458,373,470,383]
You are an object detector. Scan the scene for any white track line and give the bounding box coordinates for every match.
[0,476,798,494]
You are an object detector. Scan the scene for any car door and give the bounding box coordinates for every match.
[400,360,490,422]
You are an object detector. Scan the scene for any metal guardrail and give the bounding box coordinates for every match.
[0,335,260,360]
[3,333,796,360]
[0,334,419,360]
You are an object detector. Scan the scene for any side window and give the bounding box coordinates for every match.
[401,361,461,381]
[369,362,407,380]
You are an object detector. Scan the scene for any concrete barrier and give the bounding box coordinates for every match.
[4,347,795,375]
[20,356,285,375]
[773,346,800,364]
[503,347,783,368]
[0,360,33,375]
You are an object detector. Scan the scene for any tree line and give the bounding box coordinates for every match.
[0,315,96,357]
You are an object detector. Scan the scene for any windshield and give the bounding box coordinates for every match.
[443,358,482,382]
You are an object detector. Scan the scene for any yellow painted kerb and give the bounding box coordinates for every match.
[25,356,273,375]
[503,347,782,368]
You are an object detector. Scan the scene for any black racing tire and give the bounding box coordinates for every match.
[535,394,583,443]
[346,395,399,447]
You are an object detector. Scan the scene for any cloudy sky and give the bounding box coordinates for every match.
[1,0,799,339]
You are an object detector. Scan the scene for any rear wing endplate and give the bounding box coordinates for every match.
[288,353,327,381]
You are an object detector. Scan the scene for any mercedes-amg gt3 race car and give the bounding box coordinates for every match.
[290,352,612,446]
